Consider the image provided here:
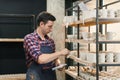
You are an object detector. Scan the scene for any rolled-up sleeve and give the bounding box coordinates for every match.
[24,36,42,62]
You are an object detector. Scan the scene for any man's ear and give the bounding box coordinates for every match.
[40,21,44,26]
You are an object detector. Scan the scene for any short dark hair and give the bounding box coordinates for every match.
[36,11,56,26]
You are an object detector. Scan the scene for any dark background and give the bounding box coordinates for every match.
[0,0,46,74]
[0,0,46,14]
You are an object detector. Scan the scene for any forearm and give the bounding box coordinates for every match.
[37,52,61,64]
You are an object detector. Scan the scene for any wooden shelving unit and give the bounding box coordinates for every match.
[65,39,95,44]
[65,70,78,79]
[68,17,120,27]
[0,38,24,42]
[0,73,26,80]
[65,39,120,44]
[65,1,120,80]
[68,55,95,66]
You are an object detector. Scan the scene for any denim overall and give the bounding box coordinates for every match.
[26,45,56,80]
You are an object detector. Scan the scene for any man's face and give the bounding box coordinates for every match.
[41,20,54,35]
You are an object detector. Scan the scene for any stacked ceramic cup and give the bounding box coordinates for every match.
[106,52,114,63]
[114,52,120,62]
[99,9,115,18]
[115,9,120,17]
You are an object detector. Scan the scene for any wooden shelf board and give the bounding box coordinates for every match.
[69,55,120,66]
[68,17,120,27]
[65,39,120,44]
[65,70,94,80]
[98,40,120,43]
[69,55,96,66]
[65,70,77,79]
[65,39,95,44]
[0,73,26,80]
[99,62,120,66]
[0,38,24,42]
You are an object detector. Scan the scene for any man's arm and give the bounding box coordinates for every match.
[37,48,69,64]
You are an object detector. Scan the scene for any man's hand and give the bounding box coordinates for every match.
[55,59,61,66]
[54,59,67,71]
[60,48,70,56]
[55,59,64,71]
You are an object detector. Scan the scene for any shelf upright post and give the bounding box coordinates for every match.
[65,8,69,80]
[99,0,103,51]
[96,0,99,80]
[99,0,104,71]
[65,10,68,40]
[88,27,90,51]
[77,5,80,77]
[104,6,108,71]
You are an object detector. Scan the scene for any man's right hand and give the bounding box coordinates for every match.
[60,48,70,56]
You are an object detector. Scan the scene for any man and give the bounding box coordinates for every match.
[23,11,70,80]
